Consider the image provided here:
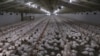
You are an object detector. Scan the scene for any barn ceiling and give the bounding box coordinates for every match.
[0,0,100,13]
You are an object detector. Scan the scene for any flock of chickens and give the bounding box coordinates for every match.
[0,16,100,56]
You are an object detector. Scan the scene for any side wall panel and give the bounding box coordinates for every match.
[60,11,100,25]
[0,12,21,26]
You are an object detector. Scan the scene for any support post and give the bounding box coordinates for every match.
[21,13,24,21]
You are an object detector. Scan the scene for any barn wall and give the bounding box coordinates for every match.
[60,11,100,25]
[0,12,21,27]
[0,12,46,27]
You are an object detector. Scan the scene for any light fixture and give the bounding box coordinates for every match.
[25,2,32,6]
[61,6,64,9]
[8,0,14,2]
[25,2,38,9]
[53,9,60,15]
[53,6,64,15]
[31,4,38,8]
[69,0,77,3]
[40,8,51,15]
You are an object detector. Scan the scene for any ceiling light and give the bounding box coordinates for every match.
[69,0,77,3]
[31,4,38,8]
[8,0,14,2]
[25,2,32,6]
[61,6,64,9]
[25,2,38,9]
[40,8,50,14]
[40,8,51,15]
[53,9,60,14]
[53,9,60,15]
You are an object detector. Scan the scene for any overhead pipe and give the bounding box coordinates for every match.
[0,0,14,5]
[58,1,94,12]
[0,4,23,11]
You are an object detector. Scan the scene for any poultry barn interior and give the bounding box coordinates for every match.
[0,0,100,56]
